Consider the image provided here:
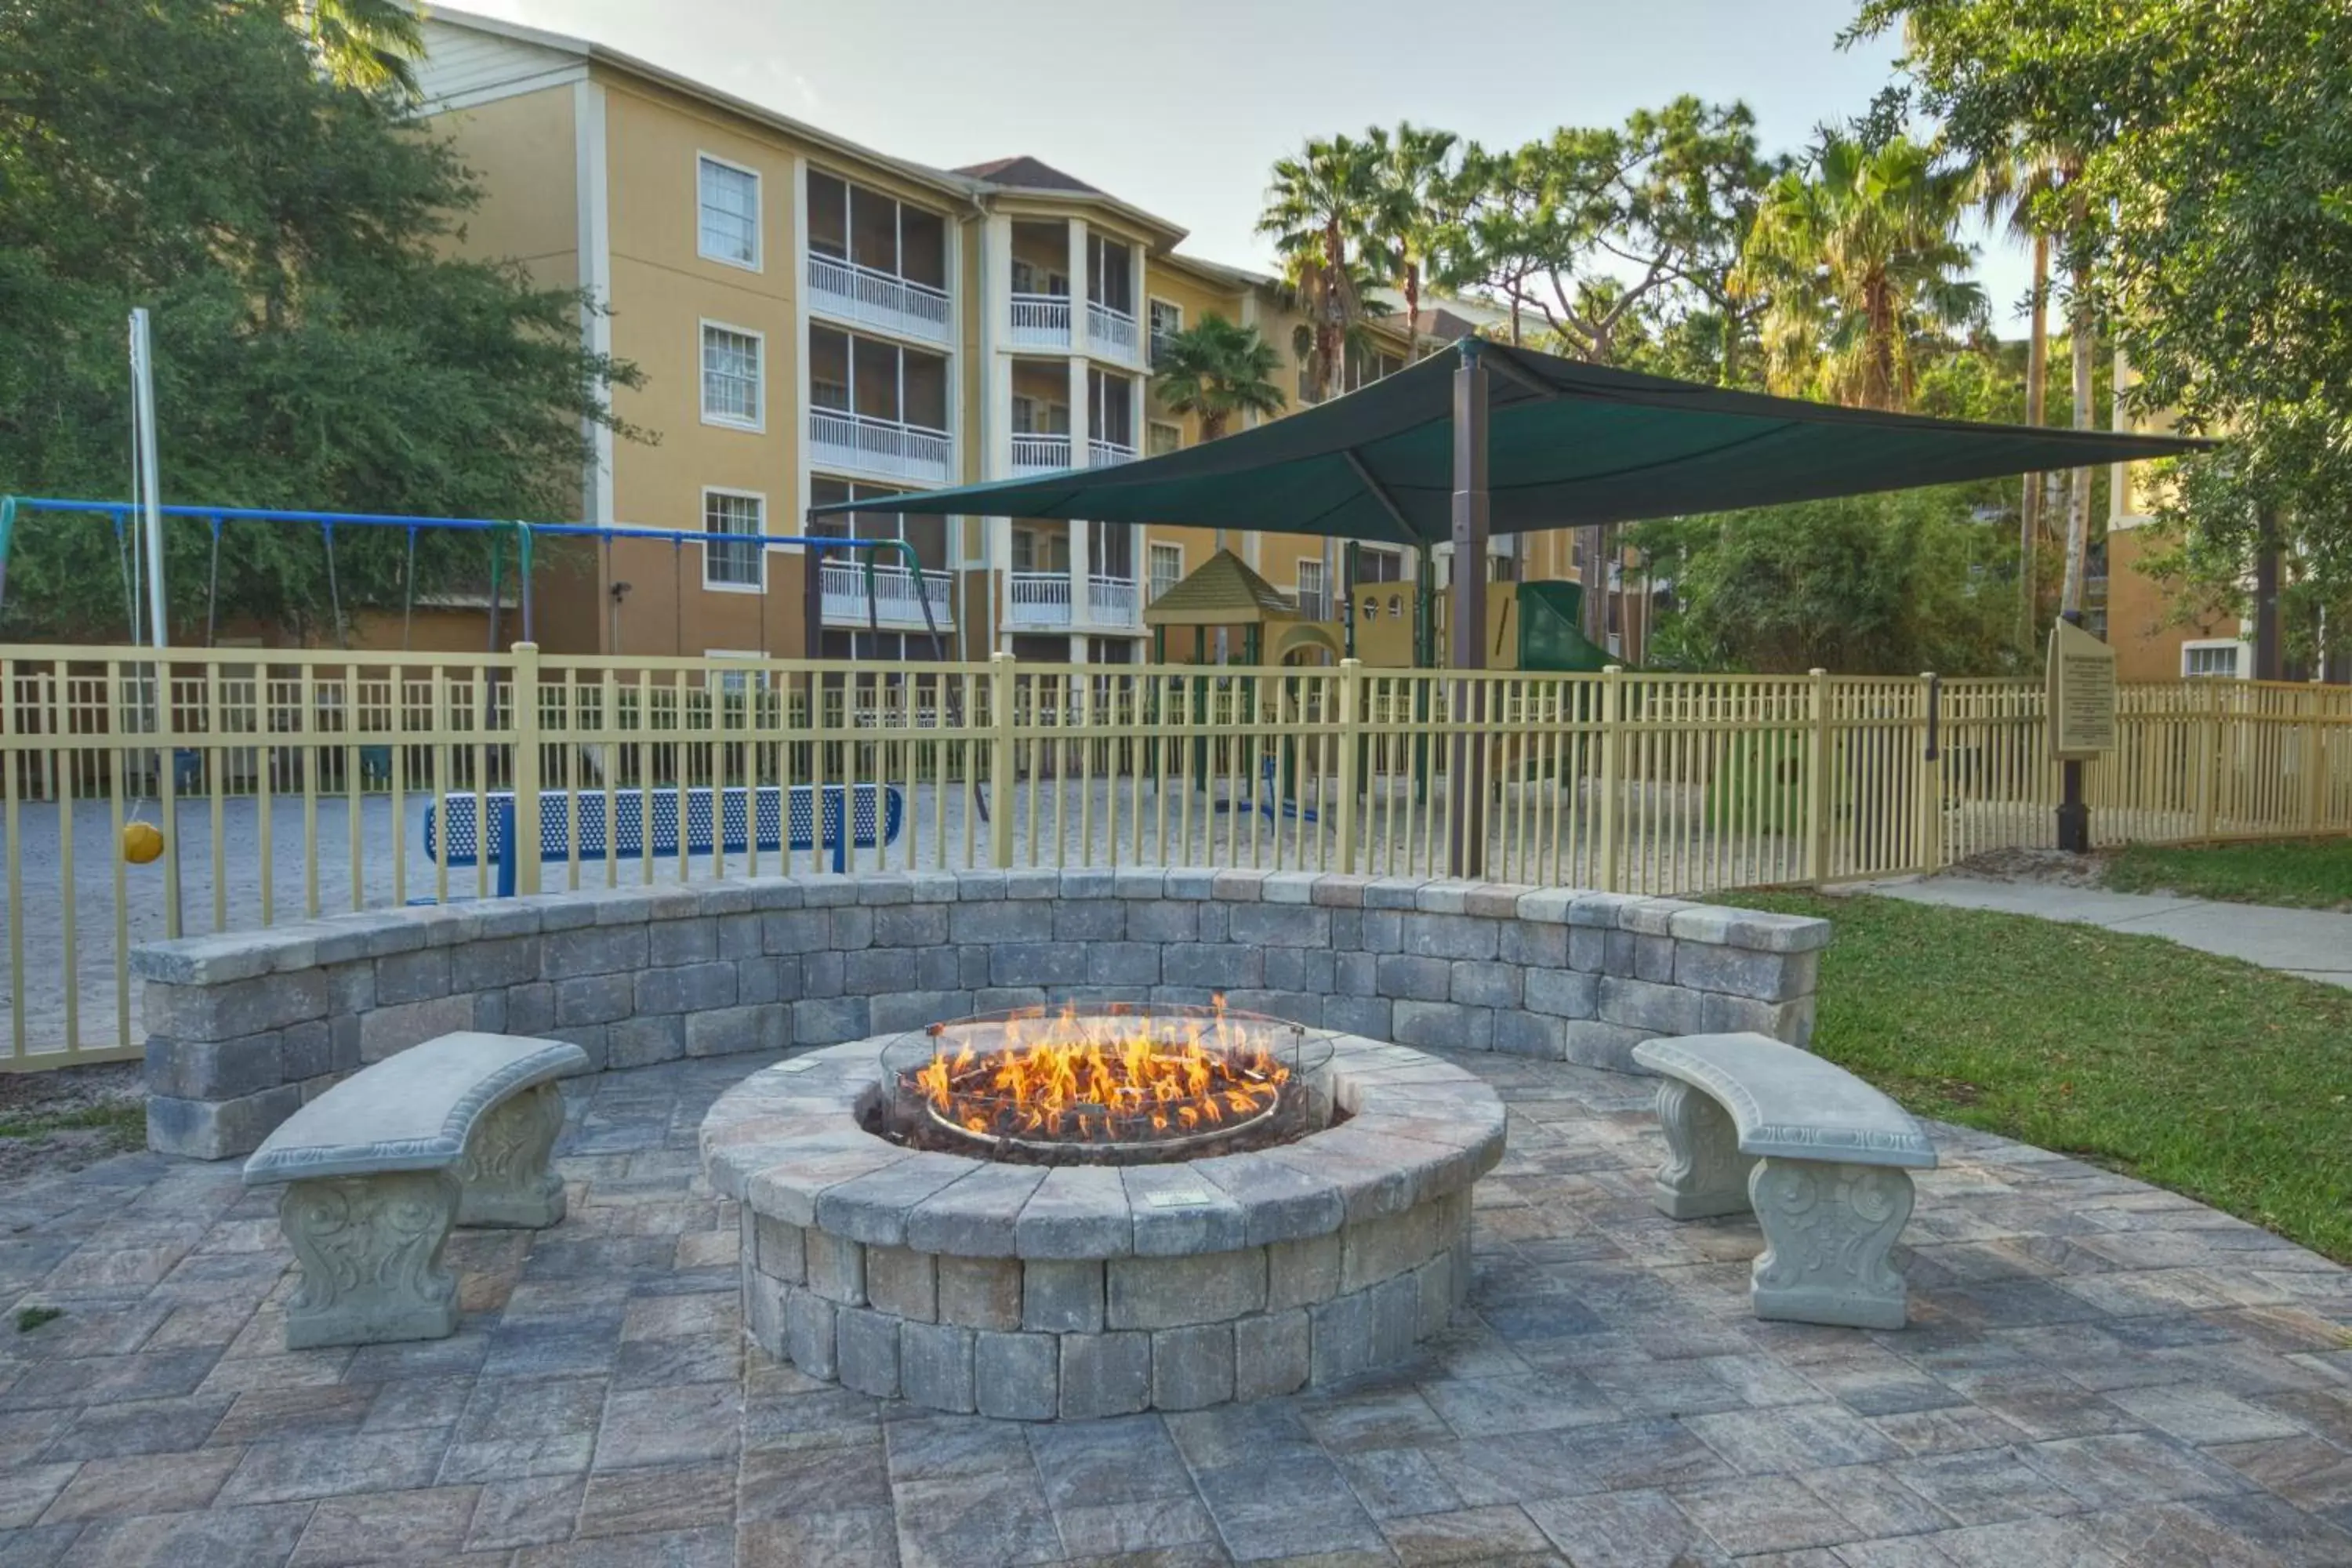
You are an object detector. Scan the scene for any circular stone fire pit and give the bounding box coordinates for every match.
[702,1011,1507,1420]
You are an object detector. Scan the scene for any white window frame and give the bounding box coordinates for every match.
[700,486,768,593]
[704,648,768,692]
[1356,543,1405,584]
[1148,541,1185,603]
[696,152,762,273]
[699,319,765,432]
[1147,421,1181,458]
[1148,298,1184,364]
[2181,639,2249,680]
[1295,558,1327,619]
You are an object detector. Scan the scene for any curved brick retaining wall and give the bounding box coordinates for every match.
[132,869,1831,1160]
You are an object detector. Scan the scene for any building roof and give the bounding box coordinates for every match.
[951,157,1104,195]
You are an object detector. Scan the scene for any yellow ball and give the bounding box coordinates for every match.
[122,821,165,865]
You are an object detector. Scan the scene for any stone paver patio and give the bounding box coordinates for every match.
[2,1050,2349,1567]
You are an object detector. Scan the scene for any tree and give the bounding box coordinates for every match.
[1151,315,1285,441]
[0,0,641,641]
[1258,136,1381,403]
[282,0,424,93]
[1632,490,2018,675]
[1732,132,1987,412]
[1363,123,1463,363]
[1857,0,2352,652]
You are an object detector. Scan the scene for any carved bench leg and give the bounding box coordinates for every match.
[1747,1158,1915,1330]
[280,1171,460,1349]
[1651,1079,1757,1220]
[456,1081,569,1229]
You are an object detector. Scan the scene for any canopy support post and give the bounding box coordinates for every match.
[1447,339,1490,880]
[2056,608,2091,855]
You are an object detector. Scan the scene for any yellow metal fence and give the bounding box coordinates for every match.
[5,644,2347,1067]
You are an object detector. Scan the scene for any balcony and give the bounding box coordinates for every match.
[807,253,950,346]
[1086,572,1140,626]
[1088,438,1135,468]
[1009,293,1071,350]
[808,407,951,484]
[1011,433,1072,474]
[1006,571,1072,627]
[1004,571,1141,630]
[818,561,954,629]
[1087,300,1139,365]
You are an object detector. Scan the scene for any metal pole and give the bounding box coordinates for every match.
[129,310,169,648]
[1446,339,1490,879]
[2056,608,2090,853]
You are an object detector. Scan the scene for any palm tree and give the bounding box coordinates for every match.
[1733,133,1987,412]
[1152,315,1286,441]
[1971,143,2059,636]
[282,0,424,93]
[1363,123,1462,362]
[1258,136,1381,401]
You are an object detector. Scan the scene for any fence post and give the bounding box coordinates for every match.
[1335,659,1363,875]
[2302,690,2327,834]
[1805,668,1831,886]
[1597,666,1624,893]
[989,651,1015,870]
[510,641,543,895]
[1916,672,1942,875]
[2195,678,2220,840]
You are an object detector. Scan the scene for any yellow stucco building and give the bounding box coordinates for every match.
[413,8,1635,666]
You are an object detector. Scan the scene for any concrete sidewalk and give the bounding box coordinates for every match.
[1849,874,2352,989]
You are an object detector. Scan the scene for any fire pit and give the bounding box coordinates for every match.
[702,1014,1506,1421]
[877,1002,1330,1163]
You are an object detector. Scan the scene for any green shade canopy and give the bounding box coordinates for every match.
[811,339,2211,544]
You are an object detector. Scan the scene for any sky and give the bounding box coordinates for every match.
[462,0,2036,332]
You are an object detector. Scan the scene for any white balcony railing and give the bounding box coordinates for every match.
[1087,438,1135,469]
[806,253,951,345]
[1009,293,1072,350]
[808,407,952,483]
[1087,573,1139,626]
[1011,433,1072,473]
[1087,300,1138,362]
[1007,571,1073,627]
[817,561,955,629]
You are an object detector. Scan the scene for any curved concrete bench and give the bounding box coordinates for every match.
[1633,1032,1935,1330]
[244,1032,588,1348]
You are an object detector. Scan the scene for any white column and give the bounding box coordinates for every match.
[1068,218,1091,358]
[1068,357,1091,622]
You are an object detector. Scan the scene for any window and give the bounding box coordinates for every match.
[2183,642,2244,679]
[1147,422,1181,457]
[1356,545,1404,584]
[1010,258,1068,296]
[1149,300,1183,365]
[1296,559,1327,621]
[700,324,762,429]
[697,156,759,270]
[702,489,764,589]
[1149,542,1184,603]
[704,650,766,693]
[808,477,945,567]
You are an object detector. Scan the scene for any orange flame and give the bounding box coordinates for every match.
[912,1001,1287,1146]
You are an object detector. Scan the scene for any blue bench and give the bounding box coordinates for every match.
[424,783,905,884]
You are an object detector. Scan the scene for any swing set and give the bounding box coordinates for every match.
[0,494,978,866]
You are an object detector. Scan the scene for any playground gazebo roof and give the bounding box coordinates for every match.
[1141,547,1302,628]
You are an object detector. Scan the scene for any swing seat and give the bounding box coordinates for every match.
[425,783,904,880]
[1212,755,1322,826]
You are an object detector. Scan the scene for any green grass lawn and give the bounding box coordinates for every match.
[1730,891,2352,1263]
[0,1101,144,1147]
[2103,837,2352,910]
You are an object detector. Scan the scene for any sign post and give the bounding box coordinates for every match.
[2045,615,2117,852]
